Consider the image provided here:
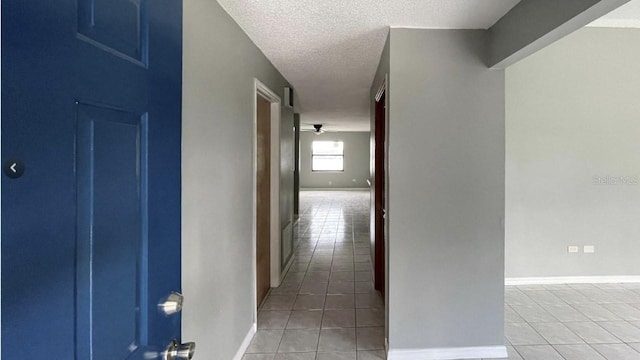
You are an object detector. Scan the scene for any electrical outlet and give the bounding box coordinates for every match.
[584,245,595,253]
[568,246,579,253]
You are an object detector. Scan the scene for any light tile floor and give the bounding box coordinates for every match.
[503,283,640,360]
[244,191,640,360]
[244,191,385,360]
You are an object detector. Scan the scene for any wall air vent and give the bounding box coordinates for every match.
[284,87,294,109]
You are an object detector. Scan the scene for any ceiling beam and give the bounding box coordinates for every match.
[487,0,632,69]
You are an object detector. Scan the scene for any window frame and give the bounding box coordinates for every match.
[311,140,345,172]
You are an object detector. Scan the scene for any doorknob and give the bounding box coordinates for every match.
[159,292,184,315]
[165,340,196,360]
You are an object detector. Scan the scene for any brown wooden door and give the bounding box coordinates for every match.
[374,92,386,296]
[256,94,271,308]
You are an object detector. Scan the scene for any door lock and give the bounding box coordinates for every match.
[164,340,196,360]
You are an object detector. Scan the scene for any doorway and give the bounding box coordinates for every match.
[253,80,283,312]
[256,93,272,308]
[373,83,386,296]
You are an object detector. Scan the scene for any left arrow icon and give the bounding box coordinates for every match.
[4,159,25,179]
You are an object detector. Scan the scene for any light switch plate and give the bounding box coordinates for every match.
[584,245,595,253]
[568,246,579,253]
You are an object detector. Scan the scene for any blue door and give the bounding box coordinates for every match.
[2,0,184,358]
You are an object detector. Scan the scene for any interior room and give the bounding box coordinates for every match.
[500,13,640,360]
[3,0,640,360]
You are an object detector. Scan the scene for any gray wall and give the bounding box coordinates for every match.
[182,0,294,358]
[299,131,370,189]
[488,0,598,67]
[280,107,295,267]
[386,29,505,350]
[487,0,631,68]
[506,27,640,278]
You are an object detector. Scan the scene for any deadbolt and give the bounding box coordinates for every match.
[158,292,184,315]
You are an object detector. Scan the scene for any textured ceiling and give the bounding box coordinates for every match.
[590,0,640,28]
[217,0,521,131]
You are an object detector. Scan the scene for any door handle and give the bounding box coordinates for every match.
[159,292,184,315]
[165,340,196,360]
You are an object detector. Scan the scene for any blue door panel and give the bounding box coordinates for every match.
[76,104,148,359]
[77,0,147,62]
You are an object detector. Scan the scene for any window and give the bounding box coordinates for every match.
[312,141,344,171]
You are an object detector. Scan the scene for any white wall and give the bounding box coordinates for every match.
[506,27,640,278]
[182,0,294,358]
[299,131,370,189]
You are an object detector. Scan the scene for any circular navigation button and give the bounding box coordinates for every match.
[3,158,25,179]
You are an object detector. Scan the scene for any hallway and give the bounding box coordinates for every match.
[243,191,386,360]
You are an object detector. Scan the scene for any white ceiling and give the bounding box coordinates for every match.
[217,0,521,131]
[590,0,640,28]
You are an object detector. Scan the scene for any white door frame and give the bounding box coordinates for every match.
[252,79,282,317]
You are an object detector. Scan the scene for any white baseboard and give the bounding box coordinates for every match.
[232,323,257,360]
[388,345,507,360]
[300,187,369,191]
[506,276,640,286]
